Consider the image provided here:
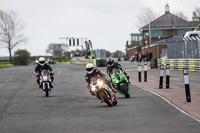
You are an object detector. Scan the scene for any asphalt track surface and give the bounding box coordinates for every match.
[0,64,200,133]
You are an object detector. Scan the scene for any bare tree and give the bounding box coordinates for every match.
[174,12,188,21]
[136,8,159,28]
[0,10,27,63]
[46,43,68,58]
[192,7,200,21]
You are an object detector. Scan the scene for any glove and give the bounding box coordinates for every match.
[87,85,90,90]
[50,71,54,75]
[34,72,38,77]
[124,72,127,75]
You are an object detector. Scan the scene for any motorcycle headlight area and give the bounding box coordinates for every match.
[97,81,103,86]
[115,80,119,84]
[91,86,96,91]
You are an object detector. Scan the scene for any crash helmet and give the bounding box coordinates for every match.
[107,57,114,65]
[38,57,46,66]
[86,63,94,74]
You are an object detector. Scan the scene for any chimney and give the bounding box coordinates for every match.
[165,3,170,13]
[126,41,129,49]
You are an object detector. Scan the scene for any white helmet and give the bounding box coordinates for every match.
[86,63,94,74]
[39,57,45,66]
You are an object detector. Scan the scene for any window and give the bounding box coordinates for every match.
[132,35,142,41]
[139,36,142,41]
[178,29,191,35]
[174,29,192,36]
[174,30,178,36]
[151,30,166,37]
[162,30,166,36]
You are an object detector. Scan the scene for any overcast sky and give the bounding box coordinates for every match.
[0,0,199,56]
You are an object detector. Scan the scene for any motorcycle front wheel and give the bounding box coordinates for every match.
[100,91,112,107]
[121,84,130,98]
[45,83,49,97]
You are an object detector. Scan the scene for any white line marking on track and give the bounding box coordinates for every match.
[134,84,200,123]
[6,79,12,82]
[57,71,61,75]
[0,83,5,88]
[0,79,12,88]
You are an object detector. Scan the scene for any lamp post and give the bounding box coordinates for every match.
[149,22,151,47]
[148,21,151,57]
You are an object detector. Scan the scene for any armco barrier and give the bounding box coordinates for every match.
[157,59,200,72]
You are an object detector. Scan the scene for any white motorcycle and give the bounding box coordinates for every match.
[90,77,117,107]
[39,70,52,97]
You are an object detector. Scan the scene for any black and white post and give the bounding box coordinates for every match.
[144,61,147,82]
[138,62,141,82]
[159,65,164,89]
[183,68,191,102]
[166,64,170,88]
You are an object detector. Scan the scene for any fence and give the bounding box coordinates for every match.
[161,35,200,59]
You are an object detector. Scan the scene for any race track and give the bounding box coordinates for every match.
[0,64,200,133]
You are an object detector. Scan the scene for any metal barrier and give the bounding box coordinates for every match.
[158,35,200,72]
[162,35,200,59]
[157,58,200,72]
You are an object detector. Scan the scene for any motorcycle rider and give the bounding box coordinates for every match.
[106,57,130,83]
[34,57,54,88]
[85,63,116,102]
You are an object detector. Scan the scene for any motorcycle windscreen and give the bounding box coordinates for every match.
[41,70,49,76]
[113,69,120,78]
[90,76,99,85]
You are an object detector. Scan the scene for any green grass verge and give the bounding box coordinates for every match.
[0,64,13,69]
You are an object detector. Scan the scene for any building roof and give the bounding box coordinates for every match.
[189,21,200,26]
[130,33,142,36]
[140,13,199,31]
[151,39,167,44]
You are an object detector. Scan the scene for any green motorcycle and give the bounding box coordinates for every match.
[111,68,130,98]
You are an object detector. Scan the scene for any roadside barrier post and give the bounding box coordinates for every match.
[159,65,164,89]
[138,62,141,82]
[144,61,147,82]
[166,64,170,88]
[183,68,191,102]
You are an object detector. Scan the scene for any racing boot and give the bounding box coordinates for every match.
[50,83,54,88]
[110,83,117,93]
[38,83,42,89]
